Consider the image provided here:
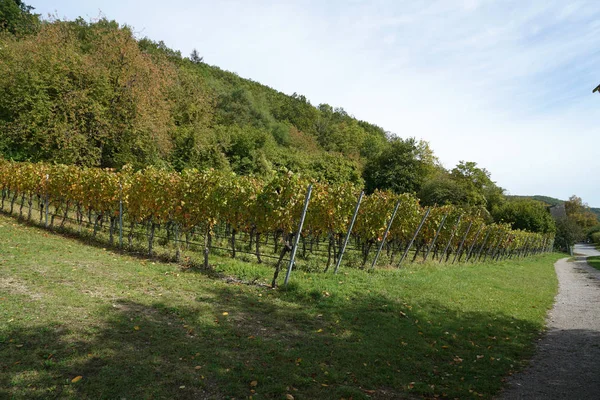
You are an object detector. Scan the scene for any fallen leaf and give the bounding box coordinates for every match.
[222,312,229,316]
[195,366,202,370]
[134,326,140,331]
[250,380,258,387]
[71,376,83,383]
[286,394,294,400]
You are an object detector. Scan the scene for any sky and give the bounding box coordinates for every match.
[30,0,600,206]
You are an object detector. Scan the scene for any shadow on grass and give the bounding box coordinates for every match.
[0,282,555,400]
[0,209,230,281]
[498,328,600,399]
[586,255,600,271]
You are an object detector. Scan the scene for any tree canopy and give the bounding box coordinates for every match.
[491,199,556,234]
[0,11,563,236]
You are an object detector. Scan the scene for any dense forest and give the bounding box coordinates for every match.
[1,0,598,241]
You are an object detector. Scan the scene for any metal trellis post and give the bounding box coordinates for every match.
[334,191,364,274]
[465,225,483,261]
[119,181,123,249]
[284,184,313,286]
[440,214,462,263]
[453,220,473,264]
[423,214,447,262]
[370,199,401,271]
[44,174,49,228]
[398,207,431,266]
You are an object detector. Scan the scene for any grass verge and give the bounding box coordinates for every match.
[0,214,561,399]
[586,256,600,271]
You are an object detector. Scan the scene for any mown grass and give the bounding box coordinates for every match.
[0,213,561,399]
[586,256,600,271]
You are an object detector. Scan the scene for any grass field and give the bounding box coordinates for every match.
[0,213,562,399]
[587,256,600,271]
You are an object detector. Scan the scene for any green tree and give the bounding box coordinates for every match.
[363,137,436,195]
[419,173,468,206]
[491,199,556,233]
[554,217,583,252]
[0,19,176,168]
[450,161,504,209]
[0,0,39,36]
[564,195,598,229]
[189,48,203,64]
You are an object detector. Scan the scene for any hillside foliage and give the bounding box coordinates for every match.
[0,2,567,236]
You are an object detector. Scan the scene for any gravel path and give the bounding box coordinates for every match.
[498,244,600,399]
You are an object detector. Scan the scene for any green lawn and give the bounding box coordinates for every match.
[587,256,600,271]
[0,214,561,399]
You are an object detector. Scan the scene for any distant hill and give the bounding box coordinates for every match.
[510,195,600,219]
[508,195,564,207]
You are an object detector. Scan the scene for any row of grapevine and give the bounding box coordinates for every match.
[0,160,554,285]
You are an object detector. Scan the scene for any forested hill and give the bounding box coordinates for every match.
[0,10,399,187]
[510,195,600,220]
[0,3,574,235]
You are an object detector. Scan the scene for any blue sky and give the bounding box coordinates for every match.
[30,0,600,206]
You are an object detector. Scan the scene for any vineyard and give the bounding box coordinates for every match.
[0,160,554,285]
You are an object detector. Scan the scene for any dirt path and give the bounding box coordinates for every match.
[498,244,600,399]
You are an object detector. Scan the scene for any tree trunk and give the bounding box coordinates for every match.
[108,215,115,245]
[248,227,254,250]
[324,234,333,272]
[271,234,291,288]
[255,232,262,264]
[411,243,421,263]
[361,241,373,269]
[93,213,102,237]
[38,195,43,222]
[148,219,156,257]
[10,191,17,214]
[27,194,33,221]
[302,234,307,259]
[76,203,83,233]
[231,229,236,258]
[128,220,135,250]
[60,201,70,228]
[203,225,211,269]
[274,231,280,253]
[19,193,26,218]
[174,223,181,262]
